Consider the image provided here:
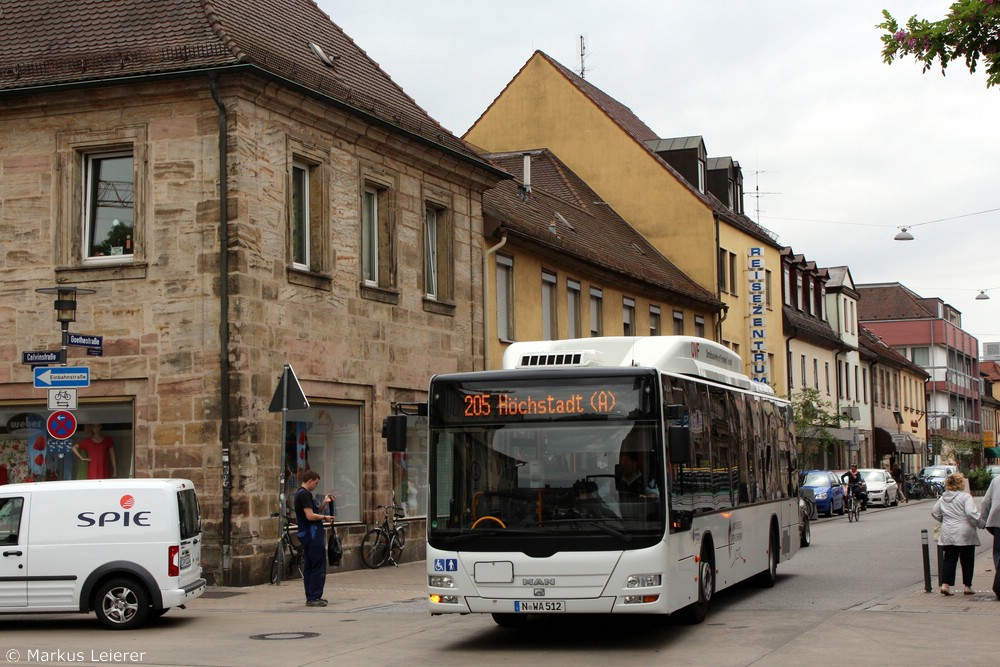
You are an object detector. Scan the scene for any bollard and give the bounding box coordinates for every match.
[921,529,932,592]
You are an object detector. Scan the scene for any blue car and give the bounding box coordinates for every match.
[800,470,846,517]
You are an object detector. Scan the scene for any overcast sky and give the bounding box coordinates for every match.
[320,1,1000,349]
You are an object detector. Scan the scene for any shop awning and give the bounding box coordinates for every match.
[891,433,917,454]
[985,447,1000,459]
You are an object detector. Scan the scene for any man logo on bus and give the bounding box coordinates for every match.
[120,495,135,509]
[691,341,701,358]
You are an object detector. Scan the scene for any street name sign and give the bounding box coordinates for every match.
[68,333,103,348]
[22,350,61,365]
[34,366,90,389]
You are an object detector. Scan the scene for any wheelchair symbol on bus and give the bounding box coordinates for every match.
[434,558,457,572]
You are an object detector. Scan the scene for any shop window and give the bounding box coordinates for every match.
[0,402,134,483]
[282,404,361,523]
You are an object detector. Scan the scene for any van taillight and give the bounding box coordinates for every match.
[168,545,179,577]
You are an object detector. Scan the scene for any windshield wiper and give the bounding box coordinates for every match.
[542,517,632,541]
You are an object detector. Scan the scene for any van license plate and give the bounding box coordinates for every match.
[514,600,564,612]
[180,553,191,569]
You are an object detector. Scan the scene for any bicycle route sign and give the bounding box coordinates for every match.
[46,410,78,440]
[48,388,78,410]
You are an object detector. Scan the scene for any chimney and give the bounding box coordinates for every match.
[521,153,532,196]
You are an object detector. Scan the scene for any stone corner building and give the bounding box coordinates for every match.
[0,0,505,584]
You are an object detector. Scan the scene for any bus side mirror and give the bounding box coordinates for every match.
[668,425,691,465]
[382,415,407,452]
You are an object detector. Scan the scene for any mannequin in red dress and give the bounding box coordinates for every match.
[72,423,117,479]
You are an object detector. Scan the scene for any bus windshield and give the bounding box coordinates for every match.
[428,371,665,552]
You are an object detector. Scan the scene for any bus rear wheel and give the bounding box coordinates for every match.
[756,526,779,588]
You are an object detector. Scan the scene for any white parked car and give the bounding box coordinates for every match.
[859,468,898,507]
[859,468,899,507]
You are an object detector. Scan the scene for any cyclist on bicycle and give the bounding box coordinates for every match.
[841,464,868,509]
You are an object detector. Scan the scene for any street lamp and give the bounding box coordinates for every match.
[35,285,95,365]
[893,226,915,241]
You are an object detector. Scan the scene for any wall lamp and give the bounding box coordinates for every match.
[36,285,96,364]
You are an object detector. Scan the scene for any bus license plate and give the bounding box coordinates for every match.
[515,600,564,613]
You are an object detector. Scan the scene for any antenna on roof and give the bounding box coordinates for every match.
[579,35,587,79]
[748,168,780,222]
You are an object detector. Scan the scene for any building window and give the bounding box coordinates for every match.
[567,279,581,338]
[283,404,362,523]
[765,269,773,308]
[84,153,134,261]
[911,346,930,366]
[589,287,603,337]
[694,315,705,338]
[424,203,453,301]
[863,368,868,404]
[673,310,684,335]
[729,253,738,297]
[783,266,792,305]
[542,270,557,340]
[813,358,819,390]
[807,277,816,316]
[496,255,514,341]
[361,180,395,291]
[825,362,831,395]
[800,355,807,389]
[623,297,636,336]
[291,162,310,270]
[649,305,661,336]
[788,350,794,389]
[820,284,827,321]
[795,274,804,311]
[718,248,728,293]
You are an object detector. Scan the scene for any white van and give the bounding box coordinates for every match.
[0,478,205,629]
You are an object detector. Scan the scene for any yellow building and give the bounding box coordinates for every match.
[480,150,723,367]
[466,51,787,393]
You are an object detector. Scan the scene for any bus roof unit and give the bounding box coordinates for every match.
[502,336,773,395]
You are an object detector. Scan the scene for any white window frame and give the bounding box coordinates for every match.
[542,270,557,340]
[291,161,310,270]
[424,206,439,298]
[362,186,379,286]
[83,151,135,263]
[496,255,514,341]
[567,279,581,338]
[589,287,603,337]
[623,297,635,336]
[649,305,661,336]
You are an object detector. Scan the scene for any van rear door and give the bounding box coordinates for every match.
[176,488,202,582]
[0,494,29,607]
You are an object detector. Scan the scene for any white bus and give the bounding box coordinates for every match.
[419,336,800,626]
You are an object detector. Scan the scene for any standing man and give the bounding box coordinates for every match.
[295,470,334,607]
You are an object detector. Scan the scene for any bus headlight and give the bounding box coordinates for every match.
[626,574,661,588]
[429,574,455,588]
[429,594,459,604]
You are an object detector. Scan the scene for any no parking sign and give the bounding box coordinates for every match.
[46,410,78,440]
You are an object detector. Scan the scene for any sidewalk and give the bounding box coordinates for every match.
[883,543,1000,615]
[194,549,1000,616]
[195,561,428,614]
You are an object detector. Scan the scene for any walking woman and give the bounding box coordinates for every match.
[931,472,981,596]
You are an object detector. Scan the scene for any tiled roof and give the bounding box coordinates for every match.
[783,306,843,349]
[482,149,722,310]
[858,325,930,378]
[981,360,1000,382]
[538,52,780,249]
[0,0,487,164]
[856,283,935,321]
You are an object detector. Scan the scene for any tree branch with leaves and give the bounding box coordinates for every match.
[878,1,1000,87]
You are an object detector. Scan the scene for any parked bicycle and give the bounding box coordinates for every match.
[361,503,407,569]
[905,473,931,499]
[269,512,304,584]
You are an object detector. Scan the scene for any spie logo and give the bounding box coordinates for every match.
[77,494,151,528]
[120,495,135,509]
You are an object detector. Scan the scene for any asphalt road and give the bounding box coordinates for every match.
[1,497,997,667]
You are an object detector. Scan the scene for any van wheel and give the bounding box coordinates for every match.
[94,578,150,630]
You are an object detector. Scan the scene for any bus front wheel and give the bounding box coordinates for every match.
[682,545,714,624]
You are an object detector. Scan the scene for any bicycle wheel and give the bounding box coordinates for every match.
[389,528,405,564]
[361,528,389,569]
[269,542,284,584]
[847,498,855,523]
[288,543,304,579]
